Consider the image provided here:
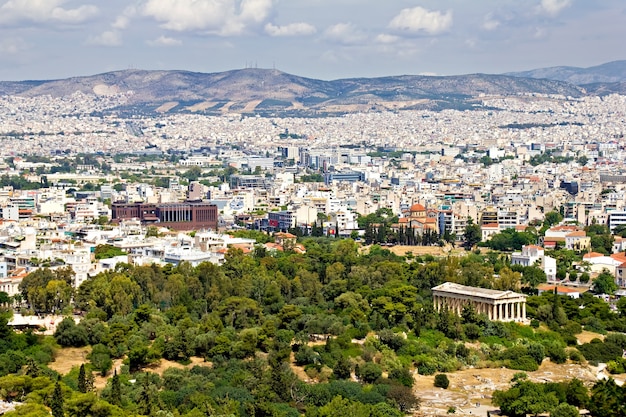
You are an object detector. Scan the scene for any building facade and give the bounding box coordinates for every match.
[432,282,527,322]
[112,201,218,231]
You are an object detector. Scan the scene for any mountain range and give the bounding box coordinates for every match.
[1,60,625,116]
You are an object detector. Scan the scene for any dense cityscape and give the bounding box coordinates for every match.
[1,79,626,416]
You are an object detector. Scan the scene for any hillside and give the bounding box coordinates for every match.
[507,60,626,84]
[0,68,586,116]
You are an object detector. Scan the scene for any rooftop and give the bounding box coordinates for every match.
[432,282,526,300]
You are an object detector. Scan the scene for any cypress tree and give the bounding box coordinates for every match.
[77,364,87,393]
[110,369,122,406]
[50,379,64,417]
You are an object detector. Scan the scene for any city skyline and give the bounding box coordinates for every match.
[0,0,625,81]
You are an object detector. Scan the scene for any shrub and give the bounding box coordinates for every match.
[527,343,545,365]
[456,344,470,359]
[607,358,626,374]
[546,345,567,364]
[434,373,450,389]
[357,362,382,384]
[578,339,624,363]
[507,355,539,372]
[568,350,584,363]
[463,323,481,340]
[389,366,414,388]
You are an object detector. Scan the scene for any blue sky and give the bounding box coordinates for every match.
[0,0,624,81]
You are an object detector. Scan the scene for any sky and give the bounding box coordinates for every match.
[0,0,625,81]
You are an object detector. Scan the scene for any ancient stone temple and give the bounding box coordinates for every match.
[432,282,527,322]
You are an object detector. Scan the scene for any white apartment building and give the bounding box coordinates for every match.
[608,211,626,233]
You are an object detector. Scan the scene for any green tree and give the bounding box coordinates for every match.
[565,378,588,408]
[544,210,564,227]
[54,317,88,347]
[109,370,122,406]
[333,356,352,380]
[493,380,559,417]
[520,266,547,288]
[77,364,87,394]
[357,362,382,384]
[463,219,481,250]
[588,378,626,417]
[592,270,618,295]
[387,384,420,413]
[181,166,202,181]
[89,344,112,376]
[50,379,64,417]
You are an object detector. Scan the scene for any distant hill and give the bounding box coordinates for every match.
[582,81,626,96]
[0,68,587,116]
[506,60,626,84]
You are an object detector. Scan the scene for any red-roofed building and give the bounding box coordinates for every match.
[537,284,588,299]
[275,232,297,248]
[611,252,626,264]
[565,231,591,251]
[409,203,426,216]
[481,223,499,241]
[393,203,438,237]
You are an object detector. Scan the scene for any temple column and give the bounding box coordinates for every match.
[522,302,526,320]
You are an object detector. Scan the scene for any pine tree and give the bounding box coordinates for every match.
[77,364,87,393]
[50,379,64,417]
[137,375,153,416]
[110,369,122,406]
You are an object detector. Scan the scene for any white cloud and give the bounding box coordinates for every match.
[323,22,366,45]
[112,6,137,30]
[389,6,452,35]
[264,22,316,37]
[482,13,500,31]
[147,35,182,46]
[375,33,399,44]
[0,0,98,25]
[239,0,272,25]
[538,0,571,16]
[87,30,122,47]
[142,0,274,36]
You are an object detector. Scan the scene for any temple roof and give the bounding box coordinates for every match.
[432,282,526,300]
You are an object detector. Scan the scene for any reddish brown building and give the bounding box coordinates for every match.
[112,201,218,231]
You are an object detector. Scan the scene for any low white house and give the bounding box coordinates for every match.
[511,245,557,281]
